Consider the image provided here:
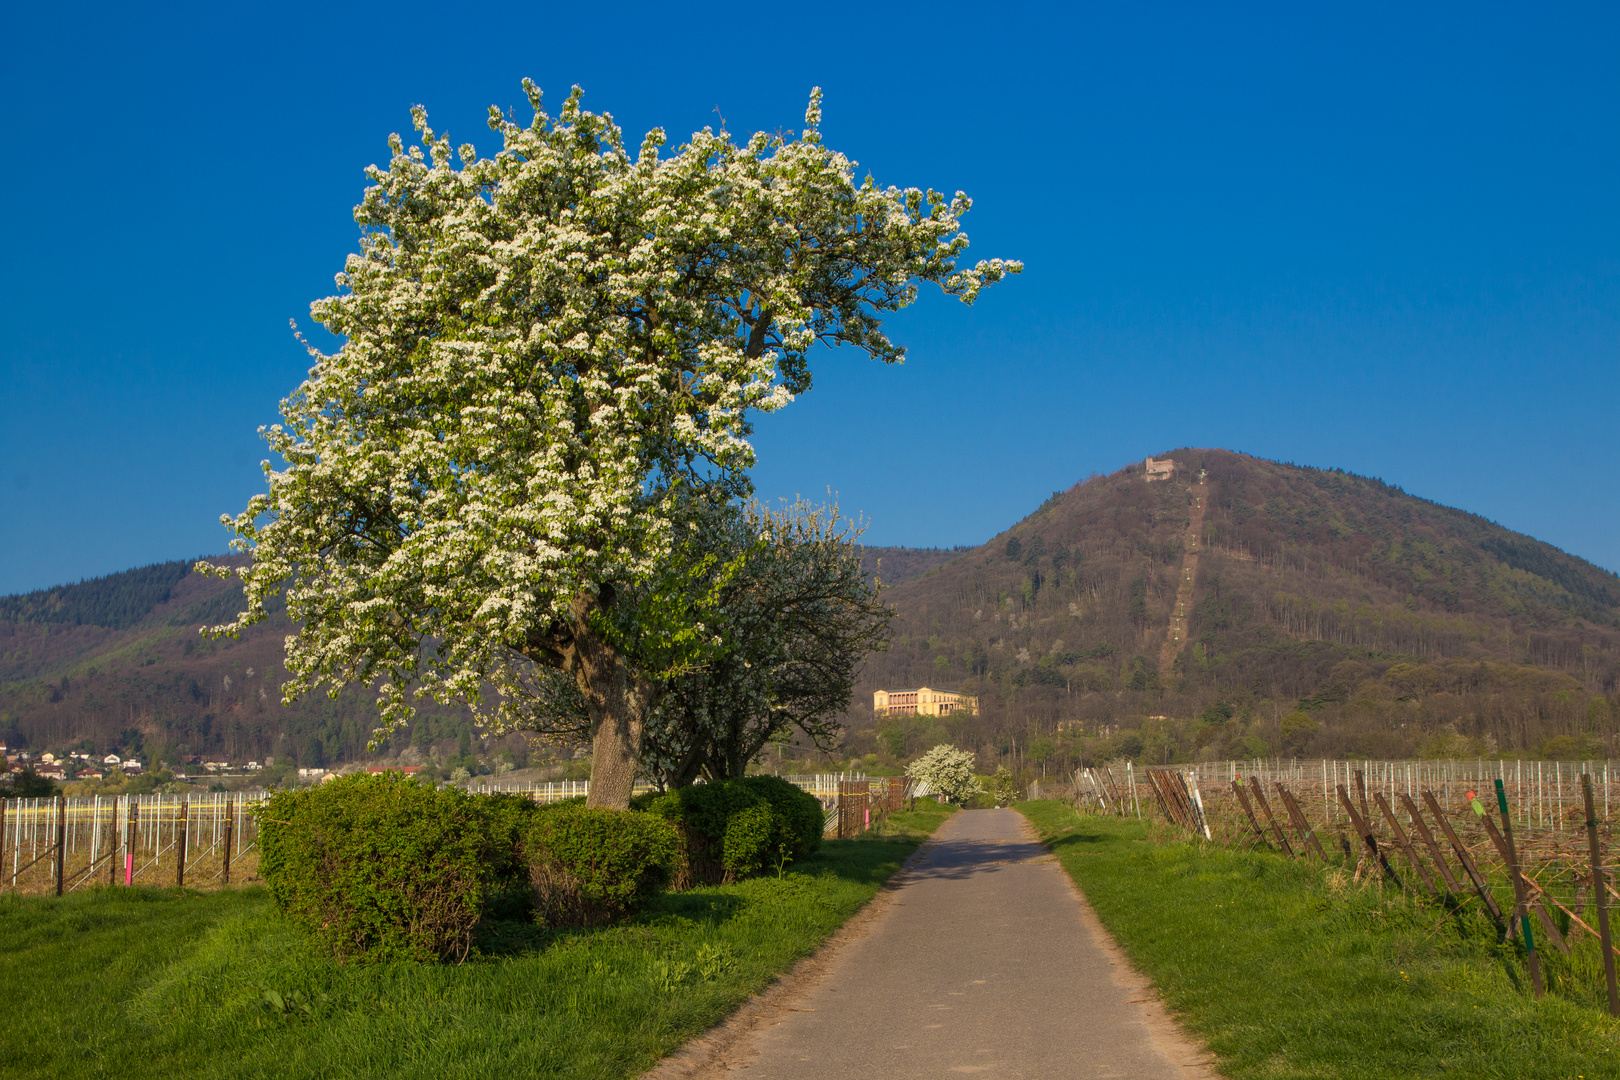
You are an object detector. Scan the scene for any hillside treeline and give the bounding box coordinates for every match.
[7,449,1620,779]
[0,561,497,768]
[842,450,1620,776]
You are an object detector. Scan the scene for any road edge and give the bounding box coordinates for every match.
[638,831,942,1079]
[1017,803,1226,1078]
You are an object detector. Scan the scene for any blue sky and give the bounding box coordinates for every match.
[2,1,1617,595]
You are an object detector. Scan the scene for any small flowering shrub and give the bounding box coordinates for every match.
[259,773,533,963]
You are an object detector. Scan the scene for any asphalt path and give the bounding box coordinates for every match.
[679,807,1216,1079]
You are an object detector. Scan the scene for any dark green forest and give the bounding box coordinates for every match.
[0,560,193,630]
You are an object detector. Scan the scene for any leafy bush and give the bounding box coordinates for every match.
[1,766,59,798]
[992,765,1018,807]
[524,804,679,927]
[639,775,823,885]
[258,773,531,963]
[737,775,823,859]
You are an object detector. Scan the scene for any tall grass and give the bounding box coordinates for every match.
[1020,800,1620,1079]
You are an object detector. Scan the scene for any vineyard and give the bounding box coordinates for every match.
[1,793,265,895]
[1075,757,1620,1013]
[0,773,886,897]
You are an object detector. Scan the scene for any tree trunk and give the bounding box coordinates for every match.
[567,605,653,810]
[586,697,641,809]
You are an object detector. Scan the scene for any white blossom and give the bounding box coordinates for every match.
[200,82,1017,807]
[905,744,983,805]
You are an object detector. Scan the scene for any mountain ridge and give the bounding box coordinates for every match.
[3,448,1616,773]
[848,448,1619,769]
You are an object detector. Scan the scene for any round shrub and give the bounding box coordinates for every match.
[640,775,824,886]
[258,773,531,963]
[735,775,823,860]
[524,804,680,927]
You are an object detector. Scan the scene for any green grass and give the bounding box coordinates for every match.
[1019,800,1620,1080]
[0,802,954,1080]
[876,796,957,837]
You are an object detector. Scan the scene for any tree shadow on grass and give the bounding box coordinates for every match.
[650,891,748,926]
[474,890,751,959]
[795,838,918,887]
[472,840,915,960]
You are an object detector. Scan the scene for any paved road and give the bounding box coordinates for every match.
[695,808,1214,1079]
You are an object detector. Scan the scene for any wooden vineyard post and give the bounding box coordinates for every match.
[222,798,235,886]
[176,799,189,888]
[1275,784,1327,860]
[124,801,139,886]
[1167,772,1198,833]
[1103,766,1130,817]
[109,799,120,886]
[1093,768,1111,814]
[1399,793,1464,895]
[1337,785,1401,887]
[1153,772,1191,831]
[1247,777,1295,857]
[1582,773,1620,1017]
[1184,774,1204,834]
[1232,780,1267,844]
[1354,769,1371,828]
[0,799,7,879]
[1144,771,1173,823]
[1476,813,1568,955]
[53,796,66,896]
[1420,790,1505,931]
[1494,779,1543,998]
[1155,772,1182,828]
[1373,792,1436,893]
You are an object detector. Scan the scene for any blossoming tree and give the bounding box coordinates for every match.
[203,82,1018,808]
[905,744,983,805]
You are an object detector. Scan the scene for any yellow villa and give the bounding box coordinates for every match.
[873,687,979,717]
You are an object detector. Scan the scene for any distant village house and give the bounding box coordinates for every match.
[873,687,980,717]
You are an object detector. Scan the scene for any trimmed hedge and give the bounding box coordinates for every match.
[524,804,680,927]
[258,773,534,963]
[640,775,824,885]
[260,776,686,957]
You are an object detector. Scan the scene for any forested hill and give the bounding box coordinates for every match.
[854,449,1620,766]
[8,451,1619,773]
[0,559,485,769]
[0,544,967,770]
[857,545,968,587]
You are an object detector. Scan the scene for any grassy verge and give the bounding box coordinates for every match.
[1019,800,1620,1080]
[875,796,957,838]
[0,801,954,1080]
